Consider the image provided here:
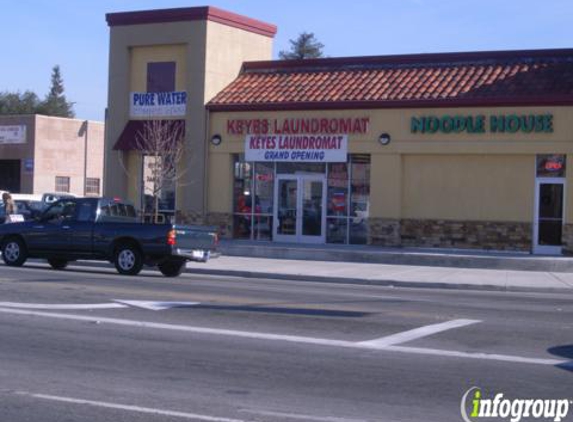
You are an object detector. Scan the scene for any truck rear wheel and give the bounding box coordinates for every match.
[48,258,68,270]
[114,244,143,276]
[158,259,186,277]
[2,237,27,267]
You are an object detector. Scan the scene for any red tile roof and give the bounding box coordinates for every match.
[207,49,573,111]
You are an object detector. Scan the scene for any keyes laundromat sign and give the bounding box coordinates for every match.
[227,117,370,162]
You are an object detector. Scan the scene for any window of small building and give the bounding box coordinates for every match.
[55,176,70,193]
[85,178,100,196]
[147,62,176,93]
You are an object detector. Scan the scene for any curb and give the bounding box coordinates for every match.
[29,259,573,295]
[185,268,573,295]
[219,245,573,273]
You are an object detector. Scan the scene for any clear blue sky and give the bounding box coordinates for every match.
[1,0,571,121]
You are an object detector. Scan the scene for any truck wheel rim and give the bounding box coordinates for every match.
[5,242,20,262]
[118,250,135,270]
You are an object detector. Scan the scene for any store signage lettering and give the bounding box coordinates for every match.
[410,114,553,134]
[130,91,187,117]
[245,134,348,162]
[228,117,370,135]
[0,125,26,144]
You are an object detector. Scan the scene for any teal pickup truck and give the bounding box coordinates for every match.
[0,197,219,277]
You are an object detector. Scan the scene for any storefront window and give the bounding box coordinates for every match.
[232,155,369,244]
[277,162,325,174]
[233,156,253,239]
[253,162,274,240]
[233,156,275,240]
[142,154,176,220]
[327,217,347,244]
[349,155,370,244]
[327,163,348,217]
[536,154,566,178]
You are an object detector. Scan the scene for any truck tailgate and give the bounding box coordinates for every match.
[172,225,218,251]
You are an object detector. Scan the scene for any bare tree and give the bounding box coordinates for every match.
[135,120,186,223]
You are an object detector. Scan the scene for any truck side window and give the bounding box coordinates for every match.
[43,200,75,224]
[77,202,96,222]
[126,205,136,217]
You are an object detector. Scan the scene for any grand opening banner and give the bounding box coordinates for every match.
[245,134,348,162]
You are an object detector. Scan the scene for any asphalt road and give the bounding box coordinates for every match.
[0,261,572,422]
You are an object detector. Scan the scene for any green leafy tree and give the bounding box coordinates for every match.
[0,91,41,115]
[38,65,75,117]
[279,32,325,60]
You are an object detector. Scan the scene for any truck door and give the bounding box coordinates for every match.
[26,200,77,254]
[66,200,97,255]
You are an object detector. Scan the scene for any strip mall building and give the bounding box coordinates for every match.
[104,6,573,255]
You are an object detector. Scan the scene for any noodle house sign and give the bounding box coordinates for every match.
[411,113,554,134]
[229,117,370,163]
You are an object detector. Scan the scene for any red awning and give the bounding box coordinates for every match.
[113,120,185,151]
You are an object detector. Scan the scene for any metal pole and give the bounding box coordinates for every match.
[83,120,88,196]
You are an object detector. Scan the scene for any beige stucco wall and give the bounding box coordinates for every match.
[33,116,104,196]
[105,19,273,218]
[204,21,273,102]
[208,106,573,224]
[129,45,188,94]
[402,155,534,221]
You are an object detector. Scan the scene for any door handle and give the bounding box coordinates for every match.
[62,226,71,229]
[33,225,44,229]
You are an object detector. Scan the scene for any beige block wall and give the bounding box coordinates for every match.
[33,116,104,196]
[208,106,573,224]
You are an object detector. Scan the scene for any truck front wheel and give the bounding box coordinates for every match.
[158,259,186,277]
[2,237,27,267]
[114,244,143,276]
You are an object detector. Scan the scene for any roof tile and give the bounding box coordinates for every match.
[208,49,573,110]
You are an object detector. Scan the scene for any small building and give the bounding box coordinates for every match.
[104,5,573,255]
[0,115,104,196]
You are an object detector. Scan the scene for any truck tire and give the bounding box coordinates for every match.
[2,237,27,267]
[158,259,186,277]
[114,243,143,276]
[48,258,68,270]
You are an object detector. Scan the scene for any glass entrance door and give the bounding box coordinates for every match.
[534,179,565,255]
[274,174,326,243]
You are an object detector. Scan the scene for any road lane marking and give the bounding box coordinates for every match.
[0,301,201,311]
[15,391,248,422]
[0,302,128,310]
[240,409,371,422]
[358,319,481,348]
[385,345,564,366]
[113,300,200,311]
[0,307,566,367]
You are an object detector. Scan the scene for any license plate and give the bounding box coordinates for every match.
[192,250,205,260]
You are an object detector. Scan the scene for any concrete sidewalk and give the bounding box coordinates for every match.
[188,255,573,293]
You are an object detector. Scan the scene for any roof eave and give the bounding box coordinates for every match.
[206,96,573,112]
